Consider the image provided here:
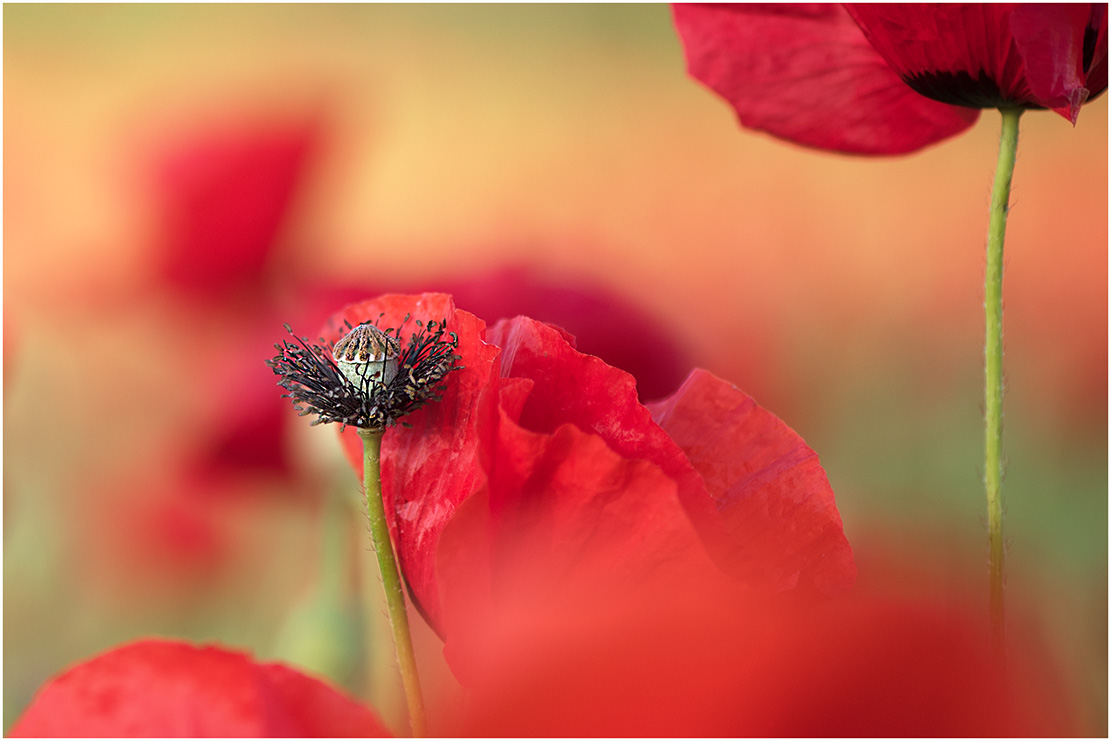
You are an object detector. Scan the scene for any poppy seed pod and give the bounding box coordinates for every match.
[332,322,401,393]
[268,314,461,431]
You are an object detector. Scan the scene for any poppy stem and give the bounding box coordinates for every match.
[358,427,428,737]
[984,106,1022,663]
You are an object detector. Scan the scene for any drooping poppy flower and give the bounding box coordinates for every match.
[673,3,1108,154]
[9,639,390,737]
[321,293,854,674]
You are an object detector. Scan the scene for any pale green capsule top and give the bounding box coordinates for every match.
[332,323,401,391]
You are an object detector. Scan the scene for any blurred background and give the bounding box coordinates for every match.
[4,4,1106,735]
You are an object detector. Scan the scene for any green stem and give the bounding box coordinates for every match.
[985,107,1022,661]
[358,427,427,737]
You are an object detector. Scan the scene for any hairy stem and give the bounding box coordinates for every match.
[359,427,427,736]
[984,106,1022,662]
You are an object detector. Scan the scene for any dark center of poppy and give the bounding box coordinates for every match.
[900,70,1042,111]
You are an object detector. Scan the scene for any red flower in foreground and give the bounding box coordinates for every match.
[445,563,1075,736]
[10,640,389,737]
[326,293,855,675]
[673,3,1108,154]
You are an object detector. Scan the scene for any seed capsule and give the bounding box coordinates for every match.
[331,323,401,392]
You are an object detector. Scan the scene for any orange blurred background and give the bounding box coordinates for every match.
[4,4,1107,734]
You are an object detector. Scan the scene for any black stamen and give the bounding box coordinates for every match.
[268,314,462,430]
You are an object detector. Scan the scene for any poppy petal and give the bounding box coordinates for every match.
[435,418,721,684]
[437,265,693,400]
[672,3,978,154]
[1082,4,1109,97]
[1010,3,1097,121]
[9,639,389,737]
[449,571,1073,736]
[484,316,724,542]
[648,369,855,594]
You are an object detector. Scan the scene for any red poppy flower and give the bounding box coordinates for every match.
[9,639,390,737]
[673,3,1108,154]
[325,293,855,675]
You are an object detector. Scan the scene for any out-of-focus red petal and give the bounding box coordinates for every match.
[672,3,978,154]
[327,294,497,630]
[10,639,389,737]
[448,566,1075,736]
[155,118,317,297]
[648,369,855,594]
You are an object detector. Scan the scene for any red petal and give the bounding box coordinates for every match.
[672,3,978,154]
[1082,4,1109,97]
[451,575,1074,736]
[436,417,721,684]
[439,265,692,400]
[485,316,724,544]
[10,639,389,737]
[328,293,498,630]
[648,369,855,594]
[1010,4,1094,122]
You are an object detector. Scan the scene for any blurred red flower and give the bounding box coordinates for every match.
[327,293,854,672]
[153,117,319,298]
[444,562,1075,736]
[9,639,389,737]
[673,3,1108,154]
